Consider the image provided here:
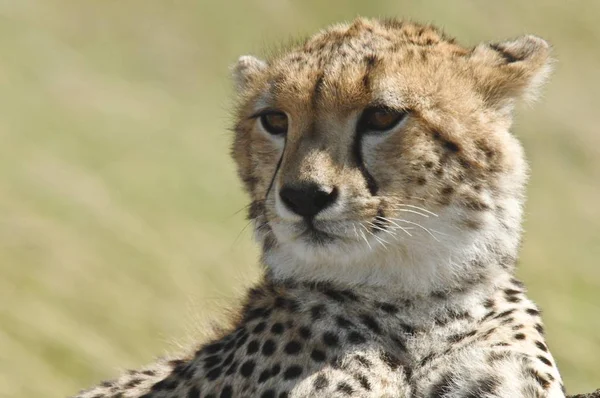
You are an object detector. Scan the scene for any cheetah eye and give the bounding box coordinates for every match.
[259,111,288,136]
[358,107,408,133]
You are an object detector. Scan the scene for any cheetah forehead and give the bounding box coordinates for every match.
[234,17,552,115]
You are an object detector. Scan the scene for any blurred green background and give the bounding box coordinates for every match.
[0,1,598,397]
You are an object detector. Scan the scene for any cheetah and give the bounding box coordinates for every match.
[72,18,599,398]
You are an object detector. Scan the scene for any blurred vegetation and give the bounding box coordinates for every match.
[0,1,598,396]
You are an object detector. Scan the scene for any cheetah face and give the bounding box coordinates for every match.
[231,19,551,286]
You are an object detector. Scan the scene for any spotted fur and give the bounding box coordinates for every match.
[73,18,589,398]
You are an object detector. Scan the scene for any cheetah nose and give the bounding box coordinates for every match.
[279,183,339,218]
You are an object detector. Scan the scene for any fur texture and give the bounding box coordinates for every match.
[73,18,575,398]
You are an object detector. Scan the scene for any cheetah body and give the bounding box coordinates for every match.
[74,18,573,398]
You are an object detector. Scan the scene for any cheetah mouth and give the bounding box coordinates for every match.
[297,220,337,245]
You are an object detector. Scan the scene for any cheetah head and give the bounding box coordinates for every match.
[231,18,552,293]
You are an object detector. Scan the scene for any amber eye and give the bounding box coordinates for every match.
[259,112,288,136]
[358,107,408,133]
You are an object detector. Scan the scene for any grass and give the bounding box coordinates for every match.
[0,1,598,396]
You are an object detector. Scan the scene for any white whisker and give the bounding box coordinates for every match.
[388,218,440,242]
[395,204,439,217]
[375,216,413,237]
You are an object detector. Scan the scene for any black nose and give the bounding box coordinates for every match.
[279,183,339,218]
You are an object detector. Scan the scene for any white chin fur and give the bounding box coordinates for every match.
[261,199,522,296]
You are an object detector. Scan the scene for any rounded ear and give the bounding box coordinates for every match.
[469,35,553,110]
[232,55,267,92]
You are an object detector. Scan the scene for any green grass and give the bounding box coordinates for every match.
[0,1,599,396]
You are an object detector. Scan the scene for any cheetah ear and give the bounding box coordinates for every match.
[469,35,553,111]
[232,55,267,92]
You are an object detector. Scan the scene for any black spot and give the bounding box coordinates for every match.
[512,324,524,331]
[335,316,354,329]
[481,328,496,339]
[206,367,222,381]
[284,341,302,355]
[506,295,521,303]
[494,309,516,319]
[337,382,354,395]
[225,361,238,376]
[514,333,526,340]
[359,314,381,334]
[527,368,551,390]
[245,307,272,322]
[354,354,373,369]
[271,323,285,335]
[526,308,541,316]
[220,385,233,398]
[482,311,496,321]
[187,385,201,398]
[311,304,326,320]
[323,331,339,347]
[222,352,234,367]
[235,331,249,347]
[400,323,416,335]
[253,322,267,334]
[463,376,501,398]
[124,378,143,389]
[203,355,221,369]
[142,370,156,376]
[223,338,236,352]
[258,369,271,383]
[240,360,255,378]
[283,365,303,380]
[260,390,276,398]
[354,373,371,390]
[534,323,545,335]
[262,340,277,356]
[537,355,553,367]
[247,340,260,355]
[348,331,367,345]
[420,353,436,366]
[380,351,402,370]
[504,288,521,296]
[299,326,312,339]
[377,302,398,314]
[279,392,288,398]
[429,373,454,397]
[311,349,326,362]
[535,341,548,352]
[447,330,477,343]
[314,374,329,390]
[271,363,281,376]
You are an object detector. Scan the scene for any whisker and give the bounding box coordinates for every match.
[357,226,372,250]
[375,216,413,237]
[388,207,431,218]
[360,224,389,249]
[365,221,400,237]
[388,218,440,242]
[394,203,439,217]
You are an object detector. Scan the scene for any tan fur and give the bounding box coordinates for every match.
[74,18,569,398]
